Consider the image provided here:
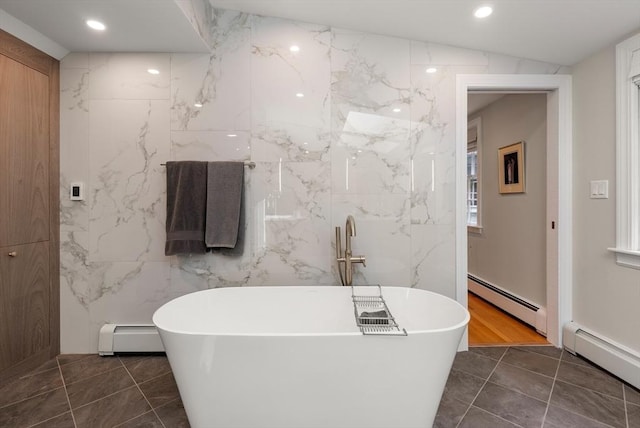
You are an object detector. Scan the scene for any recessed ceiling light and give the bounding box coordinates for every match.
[426,67,437,74]
[147,68,160,75]
[290,45,300,52]
[474,6,493,18]
[227,134,238,138]
[194,102,203,108]
[393,108,401,113]
[86,19,106,31]
[296,92,304,98]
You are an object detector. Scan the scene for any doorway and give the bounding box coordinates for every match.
[466,92,549,346]
[455,74,573,348]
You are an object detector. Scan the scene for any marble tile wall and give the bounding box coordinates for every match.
[60,6,568,352]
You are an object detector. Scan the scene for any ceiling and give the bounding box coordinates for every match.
[1,0,639,65]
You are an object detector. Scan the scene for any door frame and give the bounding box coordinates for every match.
[455,74,572,348]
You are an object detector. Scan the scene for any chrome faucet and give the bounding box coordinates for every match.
[336,215,366,286]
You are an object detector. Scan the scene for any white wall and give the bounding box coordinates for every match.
[572,33,640,353]
[0,9,68,59]
[58,7,569,353]
[468,94,547,306]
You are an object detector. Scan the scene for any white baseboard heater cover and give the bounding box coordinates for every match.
[98,324,164,356]
[468,274,547,335]
[563,322,640,390]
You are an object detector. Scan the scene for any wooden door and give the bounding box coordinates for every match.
[0,29,59,382]
[0,242,50,370]
[0,54,50,246]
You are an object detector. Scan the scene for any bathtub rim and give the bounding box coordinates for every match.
[153,285,470,338]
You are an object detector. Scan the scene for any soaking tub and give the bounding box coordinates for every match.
[153,286,469,428]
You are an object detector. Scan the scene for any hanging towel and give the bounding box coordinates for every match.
[165,161,208,255]
[205,161,244,249]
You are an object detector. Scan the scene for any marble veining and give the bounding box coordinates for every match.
[59,5,569,352]
[89,100,169,263]
[171,10,251,131]
[252,17,331,163]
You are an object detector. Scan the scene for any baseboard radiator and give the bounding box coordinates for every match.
[468,274,547,335]
[98,324,164,356]
[563,322,640,389]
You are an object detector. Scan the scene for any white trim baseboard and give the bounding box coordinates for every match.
[563,322,640,389]
[468,275,547,334]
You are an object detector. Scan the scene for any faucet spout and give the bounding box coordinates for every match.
[346,215,356,237]
[336,215,366,286]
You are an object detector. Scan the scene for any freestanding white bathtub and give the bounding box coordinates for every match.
[153,286,469,428]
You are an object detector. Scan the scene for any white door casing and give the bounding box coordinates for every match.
[456,74,572,348]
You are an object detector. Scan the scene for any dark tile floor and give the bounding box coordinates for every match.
[437,346,640,428]
[0,354,187,428]
[1,346,638,427]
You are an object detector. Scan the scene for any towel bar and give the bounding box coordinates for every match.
[161,161,256,169]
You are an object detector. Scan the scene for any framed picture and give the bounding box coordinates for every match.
[498,141,525,193]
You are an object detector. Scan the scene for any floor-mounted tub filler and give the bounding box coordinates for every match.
[153,285,469,428]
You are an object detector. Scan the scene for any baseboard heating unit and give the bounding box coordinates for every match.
[98,324,164,356]
[563,322,640,389]
[468,274,547,335]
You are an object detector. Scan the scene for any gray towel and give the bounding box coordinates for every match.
[165,161,208,255]
[205,161,244,249]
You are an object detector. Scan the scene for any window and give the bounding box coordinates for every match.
[610,33,640,269]
[467,118,482,232]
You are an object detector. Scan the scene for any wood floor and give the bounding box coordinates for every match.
[468,292,548,346]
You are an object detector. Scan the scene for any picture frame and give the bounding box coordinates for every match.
[498,141,525,194]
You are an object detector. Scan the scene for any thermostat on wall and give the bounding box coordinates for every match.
[70,182,84,201]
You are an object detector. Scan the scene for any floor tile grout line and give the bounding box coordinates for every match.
[62,357,125,388]
[56,354,96,374]
[558,355,629,387]
[25,411,73,428]
[543,405,619,428]
[69,384,141,413]
[63,362,127,389]
[560,352,640,396]
[498,358,558,380]
[542,351,621,428]
[553,377,628,403]
[464,350,554,405]
[623,384,629,428]
[57,356,79,428]
[515,351,629,403]
[540,348,563,427]
[511,346,563,361]
[507,347,563,365]
[119,356,168,428]
[120,364,173,387]
[455,345,509,428]
[466,404,527,428]
[0,384,64,411]
[112,409,162,428]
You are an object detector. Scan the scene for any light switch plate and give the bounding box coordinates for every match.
[70,182,84,201]
[590,180,608,199]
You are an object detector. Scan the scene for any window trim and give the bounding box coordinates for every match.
[609,32,640,269]
[467,117,483,233]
